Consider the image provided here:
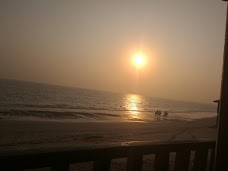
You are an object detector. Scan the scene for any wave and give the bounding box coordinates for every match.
[0,103,216,114]
[0,109,120,120]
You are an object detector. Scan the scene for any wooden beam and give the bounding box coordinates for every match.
[215,2,228,171]
[0,140,215,170]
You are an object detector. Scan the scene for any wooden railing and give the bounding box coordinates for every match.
[0,139,215,171]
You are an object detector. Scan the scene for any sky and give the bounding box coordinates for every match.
[0,0,227,103]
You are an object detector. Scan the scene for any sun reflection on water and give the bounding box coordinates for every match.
[124,94,144,121]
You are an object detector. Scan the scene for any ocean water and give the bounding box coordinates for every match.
[0,79,217,122]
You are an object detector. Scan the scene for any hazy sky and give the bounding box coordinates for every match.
[0,0,227,103]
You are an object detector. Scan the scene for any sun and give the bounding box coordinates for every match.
[135,56,143,65]
[133,53,146,68]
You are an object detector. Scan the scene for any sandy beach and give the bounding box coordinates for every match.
[0,117,217,152]
[0,117,217,171]
[0,116,218,171]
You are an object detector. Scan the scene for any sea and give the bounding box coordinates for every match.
[0,79,217,122]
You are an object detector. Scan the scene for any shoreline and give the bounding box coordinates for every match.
[0,110,217,123]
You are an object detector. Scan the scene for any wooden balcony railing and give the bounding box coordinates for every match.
[0,139,215,171]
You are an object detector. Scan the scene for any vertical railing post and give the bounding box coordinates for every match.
[216,1,228,171]
[126,149,143,171]
[193,147,209,171]
[51,162,69,171]
[93,160,111,171]
[209,147,215,171]
[174,148,191,171]
[154,151,170,171]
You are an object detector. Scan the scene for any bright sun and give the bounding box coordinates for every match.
[133,53,146,68]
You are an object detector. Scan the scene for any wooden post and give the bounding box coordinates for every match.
[51,162,69,171]
[126,149,143,171]
[193,147,209,171]
[215,1,228,171]
[174,148,191,171]
[209,148,215,171]
[154,151,170,171]
[93,160,111,171]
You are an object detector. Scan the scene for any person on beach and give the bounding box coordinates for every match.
[155,110,159,117]
[157,110,161,117]
[155,110,162,120]
[164,111,168,117]
[158,110,161,116]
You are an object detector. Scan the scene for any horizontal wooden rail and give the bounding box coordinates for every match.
[0,139,216,171]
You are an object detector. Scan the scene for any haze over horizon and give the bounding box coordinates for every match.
[1,0,227,103]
